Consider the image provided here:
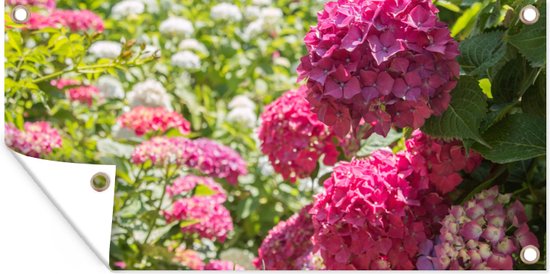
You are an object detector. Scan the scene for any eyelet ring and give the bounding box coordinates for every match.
[91,172,110,192]
[10,5,30,24]
[520,245,540,265]
[519,5,540,25]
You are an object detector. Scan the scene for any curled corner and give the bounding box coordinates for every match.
[10,149,115,267]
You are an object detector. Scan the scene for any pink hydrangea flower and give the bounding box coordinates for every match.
[51,78,79,89]
[5,122,62,158]
[164,196,233,242]
[204,260,245,270]
[254,205,315,270]
[117,106,191,136]
[310,149,427,270]
[405,130,482,195]
[67,85,100,106]
[131,137,247,184]
[173,248,205,270]
[113,261,126,269]
[258,87,341,182]
[6,0,55,9]
[417,187,539,270]
[27,9,104,32]
[297,0,459,138]
[167,175,227,204]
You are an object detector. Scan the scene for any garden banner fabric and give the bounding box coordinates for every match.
[3,0,546,270]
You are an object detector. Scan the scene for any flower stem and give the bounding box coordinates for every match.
[142,167,171,246]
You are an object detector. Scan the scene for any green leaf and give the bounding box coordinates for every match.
[356,128,402,157]
[521,72,546,117]
[507,2,546,67]
[473,113,546,163]
[451,2,483,37]
[194,184,216,196]
[422,77,488,146]
[458,31,507,77]
[491,56,541,103]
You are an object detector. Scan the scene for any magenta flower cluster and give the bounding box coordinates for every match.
[27,9,104,32]
[6,0,56,9]
[164,196,233,242]
[117,106,191,136]
[204,260,245,270]
[297,0,459,137]
[131,137,247,184]
[258,87,340,182]
[309,131,481,269]
[254,205,315,270]
[167,175,227,204]
[173,249,205,270]
[51,78,101,106]
[5,122,62,158]
[417,186,539,270]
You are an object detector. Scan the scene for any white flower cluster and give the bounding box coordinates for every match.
[210,3,242,22]
[171,51,201,70]
[227,95,257,128]
[243,7,283,40]
[111,0,145,19]
[89,41,122,59]
[159,17,194,37]
[127,79,172,109]
[178,39,208,54]
[97,75,124,99]
[252,0,272,6]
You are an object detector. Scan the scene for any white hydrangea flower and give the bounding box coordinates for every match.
[159,17,194,37]
[252,0,272,6]
[138,0,159,13]
[228,95,256,110]
[171,51,201,70]
[227,107,257,128]
[219,248,256,270]
[261,7,283,25]
[243,19,264,41]
[111,124,139,140]
[97,75,124,99]
[257,156,275,177]
[111,0,144,19]
[89,41,122,59]
[210,3,242,22]
[244,6,261,20]
[127,79,172,109]
[178,39,208,54]
[96,138,134,157]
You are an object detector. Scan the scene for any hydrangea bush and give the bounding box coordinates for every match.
[4,0,546,270]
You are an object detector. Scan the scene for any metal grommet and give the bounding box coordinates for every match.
[519,5,540,25]
[520,245,540,265]
[91,172,110,192]
[10,5,30,24]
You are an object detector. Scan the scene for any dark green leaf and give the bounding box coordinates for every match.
[521,72,546,117]
[458,31,507,77]
[422,77,488,145]
[473,113,546,163]
[491,56,541,103]
[356,128,402,157]
[507,2,546,67]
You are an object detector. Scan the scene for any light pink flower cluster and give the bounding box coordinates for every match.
[51,78,79,89]
[417,187,539,270]
[131,137,247,184]
[67,85,100,106]
[27,9,104,32]
[173,248,205,270]
[167,175,227,204]
[164,196,233,242]
[258,88,340,182]
[204,260,245,270]
[310,149,428,269]
[6,0,55,9]
[5,122,62,158]
[117,106,191,136]
[405,130,482,194]
[297,0,459,137]
[254,205,315,270]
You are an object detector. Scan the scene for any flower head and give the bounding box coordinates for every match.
[5,122,62,158]
[297,0,459,138]
[89,41,121,59]
[7,0,55,9]
[167,175,227,204]
[172,248,205,270]
[97,75,124,99]
[417,187,539,270]
[159,17,193,37]
[210,3,242,22]
[27,9,104,32]
[255,205,316,270]
[131,137,193,166]
[111,0,144,19]
[117,106,190,136]
[171,51,201,70]
[164,196,233,242]
[204,260,245,270]
[178,39,208,54]
[258,87,341,182]
[67,85,100,106]
[127,79,172,109]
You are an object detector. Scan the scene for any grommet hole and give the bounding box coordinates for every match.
[520,245,540,265]
[520,5,539,25]
[11,6,30,24]
[91,172,110,192]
